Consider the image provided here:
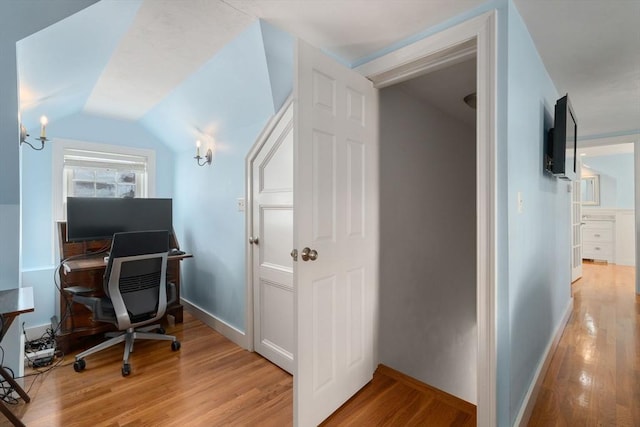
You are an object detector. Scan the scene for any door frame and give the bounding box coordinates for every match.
[244,10,497,424]
[355,10,497,426]
[633,140,640,295]
[244,96,294,352]
[571,157,583,283]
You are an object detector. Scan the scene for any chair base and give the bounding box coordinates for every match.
[73,324,180,376]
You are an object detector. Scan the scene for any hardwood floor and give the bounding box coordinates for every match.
[321,365,476,427]
[528,262,639,426]
[6,313,293,427]
[4,311,475,427]
[8,263,632,426]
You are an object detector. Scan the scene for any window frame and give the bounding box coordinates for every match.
[52,139,156,221]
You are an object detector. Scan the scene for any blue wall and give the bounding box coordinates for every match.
[18,19,292,336]
[261,22,294,111]
[583,153,635,209]
[0,0,99,375]
[353,2,570,424]
[8,3,575,424]
[16,0,143,130]
[20,112,175,328]
[151,21,292,331]
[506,3,572,424]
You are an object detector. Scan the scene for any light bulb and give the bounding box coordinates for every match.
[40,115,48,138]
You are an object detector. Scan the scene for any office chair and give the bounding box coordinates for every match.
[66,230,181,376]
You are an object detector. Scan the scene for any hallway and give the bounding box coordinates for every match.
[528,262,638,425]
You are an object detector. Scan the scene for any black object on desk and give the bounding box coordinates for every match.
[0,287,34,427]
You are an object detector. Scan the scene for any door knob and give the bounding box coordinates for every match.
[300,247,318,262]
[290,249,298,261]
[249,236,259,245]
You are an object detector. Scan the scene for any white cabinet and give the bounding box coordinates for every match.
[582,213,615,263]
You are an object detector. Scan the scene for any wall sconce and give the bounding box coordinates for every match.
[20,115,49,151]
[194,140,212,166]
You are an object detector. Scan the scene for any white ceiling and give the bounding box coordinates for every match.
[17,0,640,144]
[513,0,640,139]
[394,58,477,127]
[225,0,486,64]
[85,1,254,119]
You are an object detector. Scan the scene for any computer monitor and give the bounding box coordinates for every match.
[66,197,173,242]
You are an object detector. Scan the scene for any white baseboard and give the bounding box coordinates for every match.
[180,297,249,350]
[514,298,574,427]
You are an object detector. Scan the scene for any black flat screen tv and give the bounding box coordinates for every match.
[66,197,173,242]
[545,94,577,181]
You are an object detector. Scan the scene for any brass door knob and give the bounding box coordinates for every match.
[300,247,318,262]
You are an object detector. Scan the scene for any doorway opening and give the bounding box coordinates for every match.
[577,142,637,285]
[377,55,478,404]
[244,11,497,426]
[355,11,497,424]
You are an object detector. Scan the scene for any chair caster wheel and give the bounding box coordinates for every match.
[171,341,181,351]
[122,363,131,376]
[73,359,86,372]
[157,327,166,335]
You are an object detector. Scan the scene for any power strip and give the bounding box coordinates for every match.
[24,348,55,365]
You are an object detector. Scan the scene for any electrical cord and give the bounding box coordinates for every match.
[0,245,112,405]
[0,344,68,404]
[22,322,58,373]
[0,346,26,405]
[19,352,67,396]
[0,346,18,405]
[52,243,111,336]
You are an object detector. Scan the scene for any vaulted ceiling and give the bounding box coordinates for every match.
[16,0,640,151]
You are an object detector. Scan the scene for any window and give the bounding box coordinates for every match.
[53,140,156,221]
[63,149,148,199]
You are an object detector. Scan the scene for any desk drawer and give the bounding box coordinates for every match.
[583,242,613,261]
[582,228,613,242]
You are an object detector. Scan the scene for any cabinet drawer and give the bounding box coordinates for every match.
[582,228,613,242]
[583,242,613,260]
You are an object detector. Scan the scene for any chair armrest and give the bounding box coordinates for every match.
[64,286,94,295]
[64,286,102,314]
[71,294,102,314]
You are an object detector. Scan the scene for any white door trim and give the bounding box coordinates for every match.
[355,10,498,426]
[571,157,583,282]
[245,96,294,351]
[635,141,639,294]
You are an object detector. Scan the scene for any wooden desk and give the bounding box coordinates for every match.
[56,222,191,353]
[0,287,34,427]
[62,253,193,274]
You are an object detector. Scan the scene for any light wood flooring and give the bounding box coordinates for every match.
[6,314,293,426]
[528,262,639,426]
[322,365,476,426]
[5,312,476,426]
[6,262,634,426]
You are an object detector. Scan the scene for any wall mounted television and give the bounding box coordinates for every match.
[545,94,578,181]
[66,197,173,242]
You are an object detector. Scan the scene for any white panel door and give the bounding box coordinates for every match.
[253,102,294,373]
[571,159,582,282]
[294,39,378,426]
